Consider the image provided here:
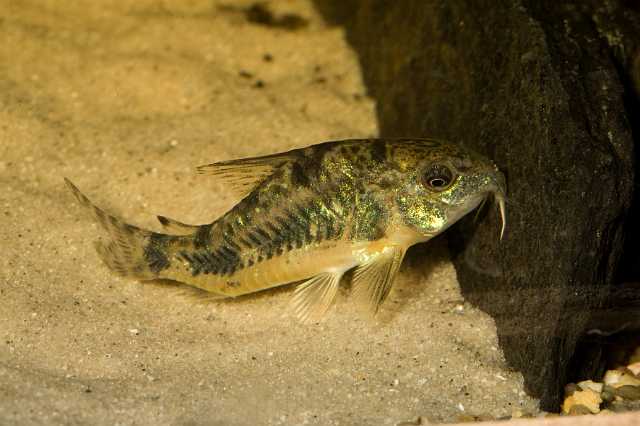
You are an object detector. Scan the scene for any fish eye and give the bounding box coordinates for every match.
[422,164,455,191]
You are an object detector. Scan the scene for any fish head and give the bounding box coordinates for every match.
[388,140,506,240]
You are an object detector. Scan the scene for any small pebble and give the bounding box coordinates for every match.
[568,404,592,415]
[605,370,640,388]
[602,385,616,402]
[614,385,640,401]
[608,399,640,413]
[562,389,602,414]
[628,362,640,377]
[564,383,578,396]
[577,380,603,393]
[604,370,622,387]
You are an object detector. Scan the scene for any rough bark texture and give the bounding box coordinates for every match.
[315,0,639,410]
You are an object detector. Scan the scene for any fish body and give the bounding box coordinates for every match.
[66,138,506,321]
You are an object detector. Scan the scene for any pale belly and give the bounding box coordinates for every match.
[162,239,370,297]
[161,222,431,297]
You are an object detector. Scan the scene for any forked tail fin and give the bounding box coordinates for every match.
[64,178,167,280]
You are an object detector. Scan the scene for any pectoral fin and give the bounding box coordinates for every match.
[289,272,343,323]
[352,246,406,315]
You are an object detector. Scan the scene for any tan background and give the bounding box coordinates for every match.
[1,1,540,424]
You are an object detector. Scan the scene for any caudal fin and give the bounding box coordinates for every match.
[64,178,161,280]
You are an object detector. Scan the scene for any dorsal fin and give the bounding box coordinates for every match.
[196,151,297,197]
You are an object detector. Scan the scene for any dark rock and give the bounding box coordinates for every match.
[314,0,639,410]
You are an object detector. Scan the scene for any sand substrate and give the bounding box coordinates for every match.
[1,1,539,424]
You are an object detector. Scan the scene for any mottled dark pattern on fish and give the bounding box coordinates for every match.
[65,138,506,322]
[144,233,172,273]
